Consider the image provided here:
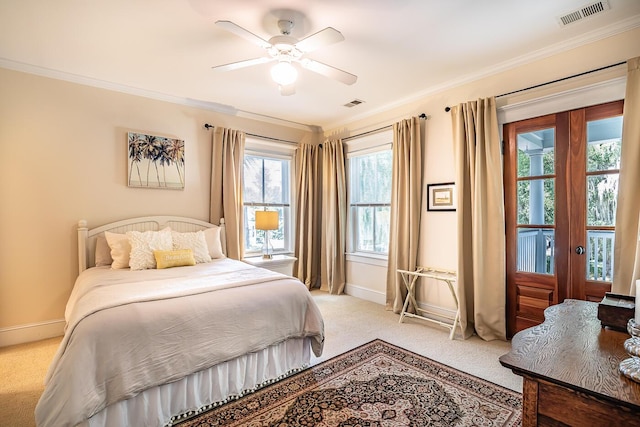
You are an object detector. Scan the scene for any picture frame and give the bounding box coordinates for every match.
[427,182,456,211]
[127,132,185,190]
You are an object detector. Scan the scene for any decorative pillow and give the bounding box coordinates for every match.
[171,230,212,264]
[126,228,173,271]
[203,226,225,259]
[95,233,113,267]
[105,231,131,269]
[154,249,196,269]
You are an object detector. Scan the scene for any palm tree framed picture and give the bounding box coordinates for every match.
[127,132,185,189]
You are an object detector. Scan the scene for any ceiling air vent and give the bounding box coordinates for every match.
[558,0,610,26]
[343,99,365,108]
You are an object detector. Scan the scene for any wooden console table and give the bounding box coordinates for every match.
[500,299,640,426]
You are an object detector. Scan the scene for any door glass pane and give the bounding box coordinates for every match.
[517,128,555,177]
[586,230,615,281]
[587,116,622,172]
[517,228,555,275]
[587,173,618,226]
[517,179,555,225]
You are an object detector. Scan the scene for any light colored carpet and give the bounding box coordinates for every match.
[0,337,60,427]
[0,291,521,427]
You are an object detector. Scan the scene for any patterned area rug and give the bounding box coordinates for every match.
[179,339,522,426]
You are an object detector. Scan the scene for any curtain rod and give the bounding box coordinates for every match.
[443,60,626,112]
[342,113,427,142]
[203,123,299,146]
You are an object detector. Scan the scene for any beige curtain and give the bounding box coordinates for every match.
[209,126,245,260]
[293,143,322,289]
[386,117,423,312]
[612,56,640,296]
[320,139,347,294]
[451,97,506,341]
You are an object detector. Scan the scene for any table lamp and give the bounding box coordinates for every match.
[255,210,279,259]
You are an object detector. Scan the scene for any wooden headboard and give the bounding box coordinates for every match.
[77,216,227,274]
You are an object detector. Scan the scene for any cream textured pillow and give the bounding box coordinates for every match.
[95,234,113,267]
[127,228,173,271]
[203,227,225,259]
[171,230,212,264]
[154,249,196,269]
[105,231,131,269]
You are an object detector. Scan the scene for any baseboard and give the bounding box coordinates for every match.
[344,284,457,325]
[415,301,458,325]
[344,283,386,305]
[0,319,64,347]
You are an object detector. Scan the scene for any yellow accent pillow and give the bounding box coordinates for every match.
[154,249,196,269]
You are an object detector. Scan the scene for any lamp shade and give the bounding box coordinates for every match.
[255,211,279,231]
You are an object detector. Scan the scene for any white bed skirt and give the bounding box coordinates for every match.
[81,337,312,427]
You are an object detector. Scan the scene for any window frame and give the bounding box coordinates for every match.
[345,129,393,259]
[242,138,296,257]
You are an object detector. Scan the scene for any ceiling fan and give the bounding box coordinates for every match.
[213,19,357,96]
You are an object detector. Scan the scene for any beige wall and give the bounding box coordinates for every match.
[0,67,314,340]
[335,27,640,313]
[2,27,639,344]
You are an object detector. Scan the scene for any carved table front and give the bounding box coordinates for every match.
[499,299,640,426]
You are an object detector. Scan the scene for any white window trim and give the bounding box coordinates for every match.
[346,252,388,267]
[245,136,297,156]
[345,128,393,157]
[497,76,626,126]
[346,128,393,258]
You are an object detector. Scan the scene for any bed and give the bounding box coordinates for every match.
[35,216,324,427]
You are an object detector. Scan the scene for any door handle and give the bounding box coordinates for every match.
[575,245,585,255]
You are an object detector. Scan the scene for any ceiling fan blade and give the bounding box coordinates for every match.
[279,84,296,96]
[215,20,272,50]
[295,27,344,53]
[212,57,273,71]
[300,59,357,85]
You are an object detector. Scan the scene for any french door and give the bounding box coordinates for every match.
[504,100,623,337]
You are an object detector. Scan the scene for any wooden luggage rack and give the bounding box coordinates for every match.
[397,266,463,339]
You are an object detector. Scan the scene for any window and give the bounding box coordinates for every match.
[243,153,292,255]
[348,147,392,255]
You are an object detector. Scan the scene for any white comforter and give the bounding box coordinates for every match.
[35,258,324,427]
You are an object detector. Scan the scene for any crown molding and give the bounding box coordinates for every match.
[324,15,640,131]
[0,58,318,133]
[2,13,638,135]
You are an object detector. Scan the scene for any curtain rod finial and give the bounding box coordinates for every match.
[204,123,214,130]
[445,107,451,112]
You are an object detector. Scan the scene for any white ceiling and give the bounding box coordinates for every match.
[1,0,639,130]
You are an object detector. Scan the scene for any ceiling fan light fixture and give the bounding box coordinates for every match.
[271,61,298,86]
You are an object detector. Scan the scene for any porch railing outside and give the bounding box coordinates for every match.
[587,230,615,281]
[517,229,615,281]
[517,229,555,274]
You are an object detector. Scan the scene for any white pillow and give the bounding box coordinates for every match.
[171,230,212,264]
[127,228,173,271]
[204,227,225,259]
[105,231,131,269]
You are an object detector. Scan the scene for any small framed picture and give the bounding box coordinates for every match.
[427,182,456,211]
